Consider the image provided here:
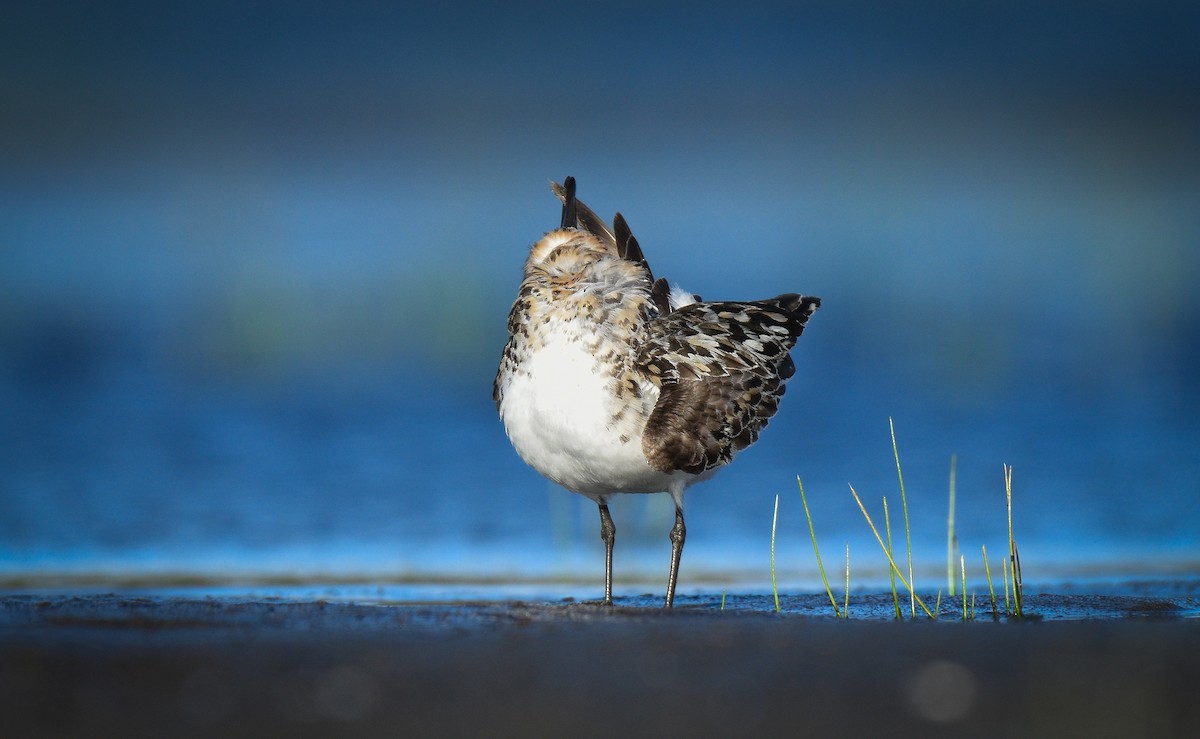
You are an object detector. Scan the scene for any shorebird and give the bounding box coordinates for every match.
[494,177,820,607]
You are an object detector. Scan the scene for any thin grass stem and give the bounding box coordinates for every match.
[982,545,998,619]
[843,543,850,617]
[890,418,916,619]
[1005,464,1023,618]
[883,496,901,620]
[960,554,967,621]
[798,477,841,617]
[771,493,780,614]
[1012,539,1023,618]
[849,485,936,619]
[1003,557,1011,616]
[947,454,958,597]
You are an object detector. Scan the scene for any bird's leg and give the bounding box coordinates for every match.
[665,506,686,608]
[598,502,615,606]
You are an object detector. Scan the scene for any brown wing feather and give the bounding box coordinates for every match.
[638,295,820,474]
[649,277,673,317]
[613,212,652,277]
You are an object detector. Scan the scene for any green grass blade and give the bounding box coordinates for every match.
[982,545,998,619]
[798,477,841,617]
[947,454,958,597]
[1003,557,1011,616]
[890,418,916,619]
[849,485,936,619]
[1012,539,1023,618]
[843,543,850,617]
[1005,464,1023,618]
[883,496,901,620]
[771,493,780,614]
[960,554,967,621]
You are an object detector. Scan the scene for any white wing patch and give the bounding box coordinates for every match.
[668,284,697,310]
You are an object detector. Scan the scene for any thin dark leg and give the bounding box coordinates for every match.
[665,506,686,608]
[598,502,615,606]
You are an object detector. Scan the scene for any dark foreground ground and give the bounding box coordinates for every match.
[2,592,1198,738]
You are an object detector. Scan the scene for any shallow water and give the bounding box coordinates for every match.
[3,587,1198,629]
[2,351,1197,592]
[3,3,1199,593]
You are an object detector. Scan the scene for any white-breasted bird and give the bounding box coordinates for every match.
[494,177,820,607]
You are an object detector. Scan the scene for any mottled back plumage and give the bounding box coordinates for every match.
[638,294,819,474]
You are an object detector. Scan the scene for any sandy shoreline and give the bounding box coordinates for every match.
[3,593,1198,737]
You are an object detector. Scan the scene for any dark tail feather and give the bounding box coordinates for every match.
[763,293,821,338]
[558,176,577,230]
[613,212,653,279]
[550,178,616,246]
[650,277,672,316]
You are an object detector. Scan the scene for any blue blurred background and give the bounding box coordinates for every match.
[2,1,1198,594]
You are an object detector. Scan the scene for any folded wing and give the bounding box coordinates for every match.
[637,294,820,474]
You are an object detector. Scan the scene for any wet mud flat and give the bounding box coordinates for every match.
[2,592,1198,737]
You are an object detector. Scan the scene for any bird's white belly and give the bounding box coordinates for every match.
[500,338,678,497]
